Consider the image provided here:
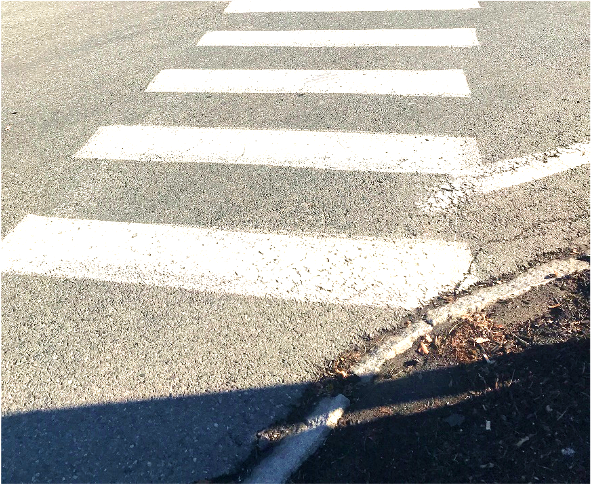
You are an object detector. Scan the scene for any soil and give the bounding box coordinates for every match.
[290,270,590,484]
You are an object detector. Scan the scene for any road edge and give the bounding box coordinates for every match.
[225,256,590,484]
[352,256,590,380]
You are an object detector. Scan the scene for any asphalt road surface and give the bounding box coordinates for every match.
[1,1,589,482]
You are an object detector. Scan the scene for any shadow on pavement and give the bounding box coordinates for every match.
[4,338,589,483]
[2,383,310,483]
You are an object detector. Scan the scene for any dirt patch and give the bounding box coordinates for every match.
[291,270,590,484]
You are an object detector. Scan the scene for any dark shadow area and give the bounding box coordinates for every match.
[2,383,309,484]
[3,273,590,483]
[4,338,588,483]
[291,338,590,484]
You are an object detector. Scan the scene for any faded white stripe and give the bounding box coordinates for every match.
[471,144,590,194]
[224,0,481,13]
[1,216,472,309]
[198,28,479,47]
[73,125,482,176]
[145,69,471,97]
[422,143,590,211]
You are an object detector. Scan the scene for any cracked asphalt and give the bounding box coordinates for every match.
[1,1,589,482]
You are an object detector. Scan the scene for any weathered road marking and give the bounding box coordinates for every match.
[197,28,479,47]
[145,69,471,96]
[2,215,473,309]
[422,143,590,210]
[73,125,481,176]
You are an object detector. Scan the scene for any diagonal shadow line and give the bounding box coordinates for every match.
[3,339,588,483]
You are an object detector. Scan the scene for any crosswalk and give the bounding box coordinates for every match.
[2,0,482,308]
[3,3,590,484]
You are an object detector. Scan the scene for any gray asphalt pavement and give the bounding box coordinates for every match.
[1,1,589,482]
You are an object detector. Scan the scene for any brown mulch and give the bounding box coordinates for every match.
[290,270,590,484]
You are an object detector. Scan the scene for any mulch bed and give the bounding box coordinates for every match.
[291,270,590,484]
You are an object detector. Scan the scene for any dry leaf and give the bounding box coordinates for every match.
[418,342,429,355]
[474,337,490,344]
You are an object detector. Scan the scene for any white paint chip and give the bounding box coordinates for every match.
[145,69,471,97]
[2,215,473,309]
[73,125,481,176]
[224,0,481,13]
[198,28,479,47]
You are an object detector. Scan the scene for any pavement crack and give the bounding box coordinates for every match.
[454,247,484,293]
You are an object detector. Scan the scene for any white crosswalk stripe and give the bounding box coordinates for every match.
[145,69,472,96]
[197,28,480,47]
[223,0,481,13]
[73,125,482,175]
[1,215,473,309]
